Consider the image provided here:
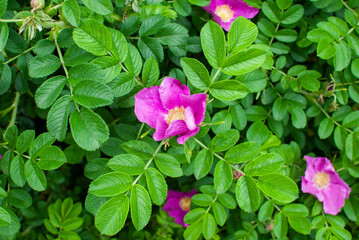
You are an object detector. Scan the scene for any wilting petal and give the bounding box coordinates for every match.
[159,77,190,110]
[322,184,350,215]
[134,86,166,128]
[178,127,199,144]
[181,93,207,125]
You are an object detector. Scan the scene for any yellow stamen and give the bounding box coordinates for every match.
[179,197,191,211]
[314,172,330,189]
[215,5,234,23]
[166,106,185,125]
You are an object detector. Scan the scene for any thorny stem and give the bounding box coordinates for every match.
[310,97,353,134]
[3,47,34,65]
[5,92,20,132]
[193,137,244,175]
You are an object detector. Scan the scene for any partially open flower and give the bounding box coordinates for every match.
[163,189,197,227]
[203,0,259,31]
[233,170,242,180]
[134,77,207,144]
[301,156,351,215]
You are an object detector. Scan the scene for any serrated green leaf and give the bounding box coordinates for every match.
[154,153,183,178]
[10,155,26,187]
[318,118,334,139]
[89,172,132,197]
[29,55,61,78]
[139,15,170,37]
[38,146,67,170]
[214,161,232,194]
[180,57,210,90]
[228,17,258,53]
[225,142,260,164]
[81,0,113,15]
[236,175,260,212]
[47,95,71,141]
[138,37,163,62]
[244,153,284,176]
[72,80,114,108]
[25,159,47,191]
[7,189,32,209]
[0,22,9,52]
[130,184,152,231]
[193,149,213,180]
[63,0,81,27]
[203,213,216,239]
[209,129,239,152]
[209,80,249,101]
[16,130,35,154]
[35,76,67,109]
[142,57,159,87]
[107,154,145,175]
[0,207,11,226]
[145,167,167,205]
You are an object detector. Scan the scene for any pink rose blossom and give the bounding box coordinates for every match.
[163,189,197,227]
[301,156,351,215]
[203,0,259,31]
[134,77,207,144]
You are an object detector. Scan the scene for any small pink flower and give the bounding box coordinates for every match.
[134,77,207,144]
[163,189,197,227]
[233,170,242,180]
[203,0,259,31]
[301,156,351,215]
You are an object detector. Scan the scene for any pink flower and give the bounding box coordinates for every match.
[134,77,207,144]
[233,170,242,180]
[203,0,259,31]
[301,156,351,215]
[163,189,197,227]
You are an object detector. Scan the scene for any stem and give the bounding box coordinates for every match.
[341,0,359,18]
[269,21,281,46]
[204,67,222,94]
[46,3,63,13]
[3,47,34,65]
[263,194,282,212]
[5,92,20,132]
[120,63,144,87]
[136,122,145,140]
[311,97,353,134]
[205,195,218,213]
[0,19,24,23]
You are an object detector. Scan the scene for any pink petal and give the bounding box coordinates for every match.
[177,127,199,144]
[165,120,189,138]
[180,93,207,125]
[167,190,187,199]
[185,107,196,131]
[153,115,168,141]
[229,0,259,19]
[212,16,233,31]
[173,211,187,227]
[159,77,190,110]
[322,184,350,215]
[163,198,180,211]
[301,176,324,202]
[134,86,166,128]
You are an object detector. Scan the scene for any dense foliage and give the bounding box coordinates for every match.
[0,0,359,239]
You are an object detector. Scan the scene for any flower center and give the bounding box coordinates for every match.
[166,106,186,125]
[215,5,234,23]
[314,172,330,189]
[179,197,191,211]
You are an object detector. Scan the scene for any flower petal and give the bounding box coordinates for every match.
[178,127,199,144]
[321,184,350,215]
[229,0,259,19]
[159,77,190,110]
[163,198,180,211]
[185,107,196,131]
[165,120,189,138]
[134,86,166,128]
[153,115,168,141]
[180,93,207,125]
[301,176,324,202]
[167,190,187,199]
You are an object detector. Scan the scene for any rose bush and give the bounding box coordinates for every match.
[0,0,359,239]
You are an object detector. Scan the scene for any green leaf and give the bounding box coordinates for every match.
[70,108,109,151]
[25,159,47,191]
[317,39,336,59]
[72,80,114,108]
[29,55,61,78]
[47,95,71,141]
[235,69,267,93]
[209,129,239,152]
[330,226,352,240]
[318,118,334,139]
[276,0,292,10]
[16,130,35,154]
[180,58,210,90]
[173,0,191,16]
[184,208,206,224]
[288,106,306,129]
[38,146,67,170]
[155,23,188,46]
[244,153,284,176]
[280,5,304,24]
[203,213,216,239]
[0,22,9,52]
[272,98,288,121]
[139,15,170,37]
[345,132,359,160]
[142,57,159,87]
[273,212,288,239]
[0,208,20,235]
[107,154,145,175]
[130,184,152,231]
[62,218,83,231]
[343,111,359,128]
[262,1,281,23]
[81,0,113,15]
[228,17,258,53]
[91,56,121,83]
[214,161,232,194]
[73,19,112,56]
[209,80,249,101]
[225,142,260,164]
[63,0,81,27]
[109,28,128,62]
[191,194,213,206]
[124,43,142,76]
[29,132,56,158]
[95,195,129,235]
[258,201,274,222]
[0,0,7,18]
[35,76,67,109]
[258,173,298,203]
[89,172,132,197]
[193,149,214,180]
[288,216,311,235]
[7,189,32,209]
[154,153,183,178]
[121,140,154,160]
[109,72,135,97]
[334,40,351,71]
[221,48,266,75]
[0,207,10,226]
[246,121,271,144]
[145,167,167,205]
[138,37,163,62]
[200,21,226,69]
[0,64,12,95]
[282,204,309,217]
[184,220,202,240]
[10,155,26,187]
[275,29,297,43]
[236,175,260,212]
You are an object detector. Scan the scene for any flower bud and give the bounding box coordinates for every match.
[31,0,45,10]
